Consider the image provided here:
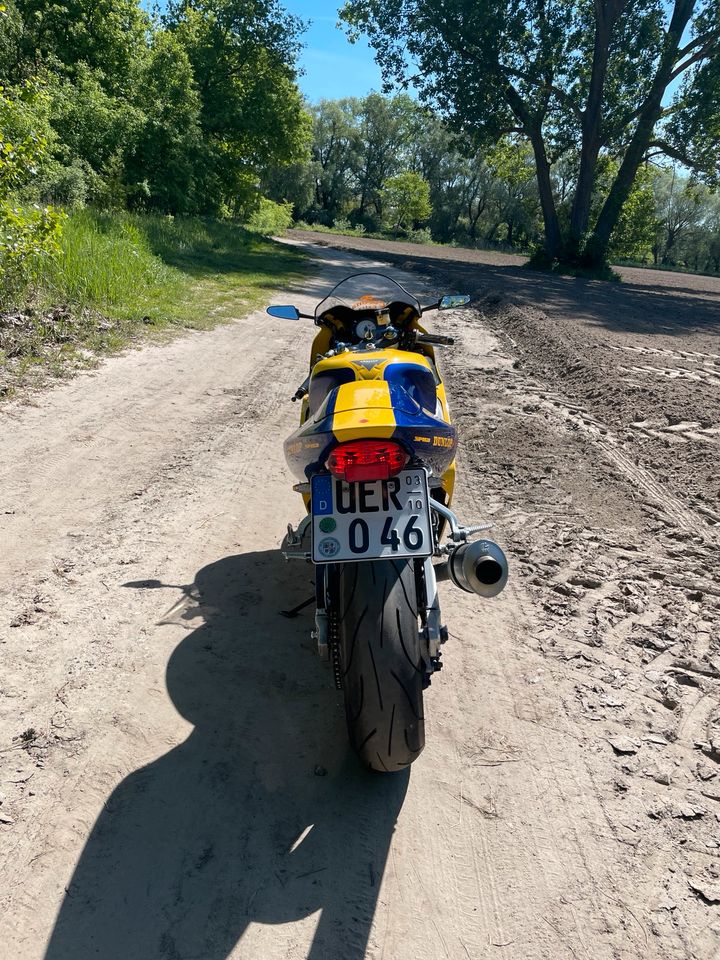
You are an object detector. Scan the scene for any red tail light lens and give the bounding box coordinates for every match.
[327,440,408,482]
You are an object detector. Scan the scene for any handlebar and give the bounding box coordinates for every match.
[291,375,310,402]
[413,332,455,346]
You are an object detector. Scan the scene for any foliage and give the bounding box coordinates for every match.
[1,0,311,220]
[124,30,203,214]
[246,198,293,235]
[380,172,431,234]
[608,166,659,262]
[308,98,362,222]
[0,82,63,300]
[48,66,145,208]
[164,0,311,213]
[0,2,24,84]
[663,5,720,187]
[13,0,150,92]
[650,168,707,266]
[341,0,720,267]
[354,93,417,219]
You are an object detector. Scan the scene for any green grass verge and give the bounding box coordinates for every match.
[0,210,308,396]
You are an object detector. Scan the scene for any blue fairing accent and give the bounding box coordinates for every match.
[383,362,437,411]
[386,382,445,430]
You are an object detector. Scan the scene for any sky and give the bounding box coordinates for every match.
[288,0,383,103]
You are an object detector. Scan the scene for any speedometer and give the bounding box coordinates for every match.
[355,318,377,340]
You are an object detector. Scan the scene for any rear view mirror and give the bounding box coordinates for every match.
[267,305,301,320]
[439,295,471,310]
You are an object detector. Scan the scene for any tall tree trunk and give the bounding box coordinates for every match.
[662,227,679,265]
[571,0,627,244]
[530,131,562,258]
[505,85,562,258]
[590,0,696,262]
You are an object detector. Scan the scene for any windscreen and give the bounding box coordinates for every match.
[315,273,422,319]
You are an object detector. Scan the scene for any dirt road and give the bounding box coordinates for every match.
[1,240,719,959]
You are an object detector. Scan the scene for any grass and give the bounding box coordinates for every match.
[0,210,308,396]
[292,221,437,246]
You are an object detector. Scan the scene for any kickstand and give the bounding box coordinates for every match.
[280,595,315,619]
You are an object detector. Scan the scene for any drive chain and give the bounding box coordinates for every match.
[329,607,343,690]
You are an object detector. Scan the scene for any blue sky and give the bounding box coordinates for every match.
[288,0,383,103]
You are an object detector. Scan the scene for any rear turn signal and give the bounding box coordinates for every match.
[327,440,408,482]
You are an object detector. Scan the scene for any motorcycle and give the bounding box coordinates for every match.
[267,273,508,772]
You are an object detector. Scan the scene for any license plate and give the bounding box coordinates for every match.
[311,469,433,563]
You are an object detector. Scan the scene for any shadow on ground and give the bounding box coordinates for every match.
[44,550,408,960]
[291,231,720,339]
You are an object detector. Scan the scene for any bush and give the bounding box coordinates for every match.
[407,227,433,245]
[0,83,64,304]
[349,209,381,233]
[246,198,293,235]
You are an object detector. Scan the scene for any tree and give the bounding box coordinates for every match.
[607,164,658,262]
[124,30,203,213]
[651,168,705,265]
[13,0,149,93]
[260,159,316,219]
[166,0,310,214]
[380,171,431,235]
[341,0,720,267]
[484,138,539,247]
[48,66,145,208]
[406,110,487,242]
[0,1,24,84]
[308,98,361,222]
[353,93,416,223]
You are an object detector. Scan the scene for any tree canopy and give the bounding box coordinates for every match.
[340,0,720,266]
[1,0,310,215]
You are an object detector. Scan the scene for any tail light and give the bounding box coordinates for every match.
[327,439,408,482]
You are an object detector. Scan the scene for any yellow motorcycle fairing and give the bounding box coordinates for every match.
[284,346,457,507]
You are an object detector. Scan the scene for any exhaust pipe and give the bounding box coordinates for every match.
[444,539,508,598]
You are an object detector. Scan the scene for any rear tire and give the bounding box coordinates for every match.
[336,559,425,771]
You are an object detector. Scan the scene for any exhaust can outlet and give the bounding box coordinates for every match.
[447,539,508,598]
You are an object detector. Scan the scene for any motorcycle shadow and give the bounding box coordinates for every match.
[44,549,409,960]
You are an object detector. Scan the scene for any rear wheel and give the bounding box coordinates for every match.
[336,559,425,771]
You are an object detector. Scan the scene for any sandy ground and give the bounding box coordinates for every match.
[1,238,720,959]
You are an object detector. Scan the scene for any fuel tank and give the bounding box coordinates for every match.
[284,348,457,487]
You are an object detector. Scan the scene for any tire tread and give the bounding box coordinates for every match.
[337,559,425,771]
